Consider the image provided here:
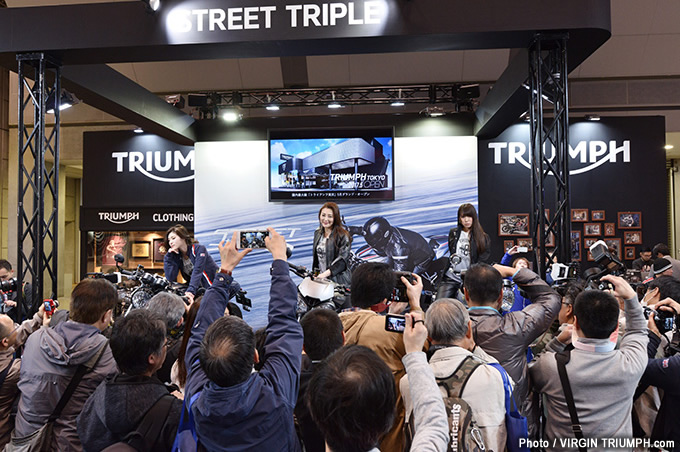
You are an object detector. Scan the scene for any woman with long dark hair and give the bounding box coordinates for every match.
[436,203,491,299]
[163,224,218,303]
[312,202,352,287]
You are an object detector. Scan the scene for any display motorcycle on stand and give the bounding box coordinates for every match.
[288,262,350,320]
[87,254,252,317]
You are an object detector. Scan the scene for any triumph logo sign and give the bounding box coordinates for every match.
[489,140,631,175]
[98,212,140,224]
[111,150,195,183]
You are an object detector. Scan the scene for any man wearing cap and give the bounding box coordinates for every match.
[652,243,680,281]
[652,258,673,278]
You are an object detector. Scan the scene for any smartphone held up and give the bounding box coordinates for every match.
[237,230,269,249]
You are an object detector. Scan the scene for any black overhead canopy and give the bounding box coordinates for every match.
[0,0,611,143]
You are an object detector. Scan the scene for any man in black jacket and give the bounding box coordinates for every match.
[637,298,680,450]
[77,309,182,451]
[295,309,345,452]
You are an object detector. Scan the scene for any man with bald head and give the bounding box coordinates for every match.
[0,304,48,448]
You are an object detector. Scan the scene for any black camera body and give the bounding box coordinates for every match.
[643,306,676,335]
[0,278,18,293]
[392,271,414,303]
[595,280,614,291]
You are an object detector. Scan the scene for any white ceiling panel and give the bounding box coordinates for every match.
[237,58,283,89]
[575,35,649,78]
[347,51,465,86]
[641,34,680,76]
[109,58,281,92]
[307,55,351,87]
[650,0,680,35]
[461,49,511,82]
[611,0,657,35]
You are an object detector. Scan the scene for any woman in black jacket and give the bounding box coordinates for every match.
[312,202,352,287]
[436,203,491,300]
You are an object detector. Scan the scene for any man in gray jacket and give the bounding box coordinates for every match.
[13,278,118,451]
[529,275,648,450]
[465,263,561,412]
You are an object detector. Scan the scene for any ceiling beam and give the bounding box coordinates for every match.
[62,64,196,145]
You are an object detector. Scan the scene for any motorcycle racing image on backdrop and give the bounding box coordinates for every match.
[192,136,479,328]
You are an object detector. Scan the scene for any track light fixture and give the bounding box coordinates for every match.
[46,89,80,114]
[141,0,160,12]
[420,106,445,117]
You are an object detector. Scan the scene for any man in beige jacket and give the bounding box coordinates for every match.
[0,303,49,448]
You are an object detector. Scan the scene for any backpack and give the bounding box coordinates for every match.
[101,394,175,452]
[405,355,487,452]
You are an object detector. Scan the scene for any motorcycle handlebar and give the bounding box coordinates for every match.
[287,262,311,278]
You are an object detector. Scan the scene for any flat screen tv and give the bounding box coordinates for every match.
[269,127,394,201]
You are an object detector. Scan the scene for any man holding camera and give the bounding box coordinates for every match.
[529,275,648,447]
[183,229,303,451]
[0,303,50,448]
[0,260,33,323]
[339,262,423,451]
[14,278,118,451]
[465,263,561,414]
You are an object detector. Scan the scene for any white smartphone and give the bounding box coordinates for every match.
[517,246,529,253]
[237,230,269,249]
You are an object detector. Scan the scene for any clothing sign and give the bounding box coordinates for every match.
[81,207,194,231]
[82,130,194,210]
[478,116,667,265]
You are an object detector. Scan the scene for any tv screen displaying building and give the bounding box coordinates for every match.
[269,128,394,201]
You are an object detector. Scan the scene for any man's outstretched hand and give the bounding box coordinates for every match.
[265,227,288,261]
[219,231,252,273]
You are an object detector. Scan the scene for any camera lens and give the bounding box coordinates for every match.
[0,278,18,293]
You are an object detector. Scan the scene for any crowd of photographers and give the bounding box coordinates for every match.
[0,235,679,452]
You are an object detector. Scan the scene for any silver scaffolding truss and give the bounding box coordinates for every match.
[528,35,571,279]
[16,52,60,315]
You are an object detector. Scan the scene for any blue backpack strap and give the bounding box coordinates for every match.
[489,362,516,414]
[172,390,202,452]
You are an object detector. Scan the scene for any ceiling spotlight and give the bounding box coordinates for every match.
[328,91,343,109]
[585,114,601,121]
[141,0,160,12]
[420,106,446,117]
[665,144,674,150]
[266,105,280,111]
[133,128,144,134]
[46,89,80,114]
[222,110,241,122]
[391,89,404,107]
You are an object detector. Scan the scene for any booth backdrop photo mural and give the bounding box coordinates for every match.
[195,136,478,327]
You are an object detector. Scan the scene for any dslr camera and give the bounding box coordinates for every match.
[0,278,18,293]
[643,306,676,335]
[584,241,625,291]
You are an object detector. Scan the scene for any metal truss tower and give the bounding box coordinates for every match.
[16,52,60,315]
[528,35,571,279]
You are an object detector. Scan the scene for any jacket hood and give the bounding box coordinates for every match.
[197,377,262,420]
[40,320,106,367]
